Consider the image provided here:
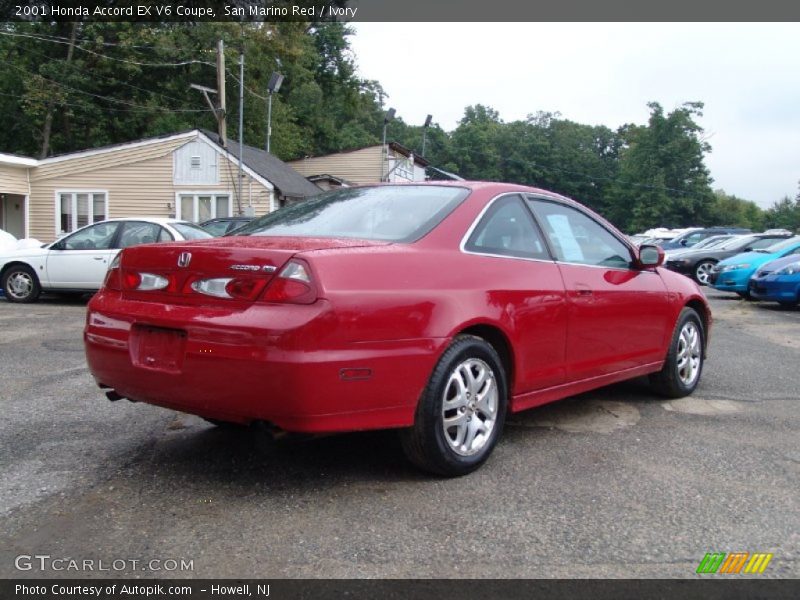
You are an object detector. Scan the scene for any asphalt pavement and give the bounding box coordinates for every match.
[0,292,798,579]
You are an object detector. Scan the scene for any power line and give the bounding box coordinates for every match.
[0,31,216,68]
[1,59,208,113]
[5,39,197,107]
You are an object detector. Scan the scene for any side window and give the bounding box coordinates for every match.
[528,198,632,268]
[465,195,549,260]
[118,222,164,248]
[62,222,120,250]
[750,237,782,250]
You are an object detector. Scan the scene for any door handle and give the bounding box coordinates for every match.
[93,257,105,261]
[574,284,593,296]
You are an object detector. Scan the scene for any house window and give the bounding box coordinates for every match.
[177,193,231,222]
[57,191,107,234]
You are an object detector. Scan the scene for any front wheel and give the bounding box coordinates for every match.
[693,260,715,286]
[2,265,41,303]
[400,335,508,477]
[650,307,705,398]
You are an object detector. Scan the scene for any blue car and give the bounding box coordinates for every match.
[749,255,800,306]
[708,236,800,297]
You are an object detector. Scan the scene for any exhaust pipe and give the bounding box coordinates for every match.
[105,390,124,402]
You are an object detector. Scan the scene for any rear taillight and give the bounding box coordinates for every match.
[261,259,318,304]
[190,277,268,301]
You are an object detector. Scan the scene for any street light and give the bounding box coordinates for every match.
[422,114,433,157]
[382,107,396,181]
[265,72,284,153]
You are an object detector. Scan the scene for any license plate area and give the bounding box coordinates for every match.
[130,325,187,374]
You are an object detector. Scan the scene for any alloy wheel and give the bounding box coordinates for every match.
[441,358,498,456]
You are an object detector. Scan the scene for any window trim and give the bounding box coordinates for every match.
[54,189,109,237]
[175,191,233,223]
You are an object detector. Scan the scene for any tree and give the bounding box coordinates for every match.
[607,102,715,232]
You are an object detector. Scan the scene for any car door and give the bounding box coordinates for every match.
[45,221,122,289]
[463,194,567,392]
[527,196,670,382]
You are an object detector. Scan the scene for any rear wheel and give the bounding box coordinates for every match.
[693,260,715,286]
[2,265,41,303]
[400,335,507,477]
[737,291,753,300]
[650,307,704,398]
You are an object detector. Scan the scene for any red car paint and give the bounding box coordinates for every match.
[84,182,711,433]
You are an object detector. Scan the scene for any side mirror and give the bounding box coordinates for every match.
[743,247,753,252]
[638,244,664,268]
[680,239,688,246]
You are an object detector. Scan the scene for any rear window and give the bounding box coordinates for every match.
[763,236,800,253]
[235,186,469,242]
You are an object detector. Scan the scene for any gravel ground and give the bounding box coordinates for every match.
[0,292,798,579]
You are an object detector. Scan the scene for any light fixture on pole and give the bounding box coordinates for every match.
[382,107,396,181]
[265,71,284,153]
[422,114,432,157]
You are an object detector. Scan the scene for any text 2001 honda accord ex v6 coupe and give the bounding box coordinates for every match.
[84,183,711,476]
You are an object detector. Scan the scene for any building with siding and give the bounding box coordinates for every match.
[288,142,429,186]
[0,130,320,243]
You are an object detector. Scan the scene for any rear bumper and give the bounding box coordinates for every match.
[664,262,693,276]
[84,291,445,433]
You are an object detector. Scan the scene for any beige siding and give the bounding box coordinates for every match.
[0,165,30,195]
[31,136,191,182]
[289,146,384,185]
[28,144,272,243]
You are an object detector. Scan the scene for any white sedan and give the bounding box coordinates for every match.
[1,218,212,303]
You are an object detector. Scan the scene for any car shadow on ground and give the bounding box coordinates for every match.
[100,378,662,491]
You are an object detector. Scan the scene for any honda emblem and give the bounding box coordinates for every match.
[177,252,192,268]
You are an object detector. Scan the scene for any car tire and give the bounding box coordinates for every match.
[778,300,799,308]
[400,335,508,477]
[693,260,715,286]
[2,264,41,303]
[650,307,705,398]
[737,291,753,300]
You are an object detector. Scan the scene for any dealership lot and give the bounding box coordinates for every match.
[0,293,798,578]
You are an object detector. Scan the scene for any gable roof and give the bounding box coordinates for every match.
[202,131,321,199]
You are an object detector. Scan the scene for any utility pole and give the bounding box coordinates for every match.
[237,48,244,216]
[190,40,226,146]
[216,40,227,147]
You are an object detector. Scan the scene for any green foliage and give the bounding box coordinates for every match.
[708,190,766,230]
[0,21,385,159]
[762,189,800,232]
[607,102,715,231]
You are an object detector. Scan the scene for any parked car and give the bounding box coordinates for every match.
[664,233,792,285]
[748,255,800,307]
[1,218,212,303]
[84,183,711,476]
[663,234,736,261]
[658,227,752,251]
[199,216,254,237]
[709,236,800,297]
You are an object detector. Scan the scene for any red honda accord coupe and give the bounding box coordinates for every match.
[84,182,711,476]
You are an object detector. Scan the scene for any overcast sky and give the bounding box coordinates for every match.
[349,23,799,208]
